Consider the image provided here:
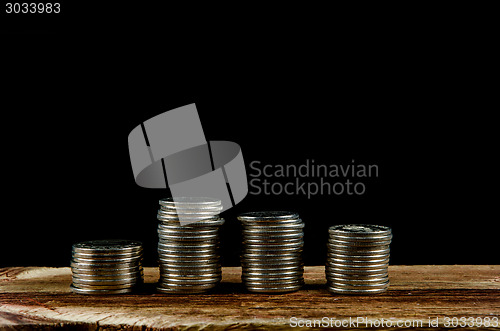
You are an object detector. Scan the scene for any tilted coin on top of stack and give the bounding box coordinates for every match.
[70,239,144,295]
[326,224,392,295]
[238,211,305,293]
[156,197,224,294]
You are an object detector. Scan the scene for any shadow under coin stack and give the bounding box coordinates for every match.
[326,224,392,295]
[156,197,224,294]
[238,211,305,293]
[70,240,144,294]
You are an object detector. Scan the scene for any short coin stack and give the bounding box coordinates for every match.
[326,224,392,295]
[156,197,224,294]
[70,240,144,294]
[238,211,304,293]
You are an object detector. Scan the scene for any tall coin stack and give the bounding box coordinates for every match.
[70,240,144,295]
[156,197,224,294]
[238,211,305,293]
[326,224,392,295]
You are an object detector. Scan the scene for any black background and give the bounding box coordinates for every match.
[1,4,498,267]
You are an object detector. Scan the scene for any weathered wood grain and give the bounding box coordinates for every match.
[0,266,499,330]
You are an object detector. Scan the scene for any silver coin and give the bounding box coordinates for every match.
[329,224,391,236]
[328,252,390,260]
[158,228,219,237]
[243,269,304,277]
[328,280,390,290]
[238,211,299,221]
[159,263,221,270]
[159,202,222,209]
[328,276,388,284]
[158,240,219,247]
[157,215,220,223]
[159,263,220,271]
[158,210,221,219]
[158,233,219,241]
[158,222,220,230]
[159,266,221,273]
[245,275,304,282]
[328,239,392,247]
[243,273,303,280]
[327,282,389,294]
[158,238,219,245]
[244,223,305,231]
[158,204,222,212]
[70,261,142,269]
[72,276,141,285]
[157,214,220,222]
[158,255,220,263]
[243,265,304,272]
[242,221,304,228]
[243,232,304,239]
[326,271,388,279]
[242,220,304,227]
[158,256,219,263]
[243,227,304,233]
[244,279,304,287]
[157,248,219,255]
[242,256,301,264]
[243,232,304,240]
[159,268,221,276]
[157,226,219,234]
[71,282,137,290]
[329,234,393,243]
[243,246,303,254]
[242,264,303,271]
[327,246,390,256]
[242,259,302,266]
[160,271,221,279]
[70,284,134,295]
[157,247,217,255]
[326,261,389,269]
[242,252,302,259]
[156,284,217,294]
[245,284,302,293]
[327,257,390,265]
[158,241,218,248]
[157,282,219,290]
[243,237,304,244]
[72,270,144,280]
[243,241,304,249]
[326,266,388,275]
[72,249,143,258]
[160,205,223,213]
[157,223,220,231]
[72,240,143,254]
[159,197,221,207]
[71,270,143,280]
[158,251,220,261]
[159,260,220,266]
[71,268,142,276]
[158,217,225,227]
[71,255,142,264]
[327,286,388,295]
[158,276,221,284]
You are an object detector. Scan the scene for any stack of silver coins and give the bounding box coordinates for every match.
[70,240,144,295]
[326,224,392,295]
[238,211,305,293]
[156,197,224,294]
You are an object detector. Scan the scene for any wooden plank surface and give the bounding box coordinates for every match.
[0,266,499,330]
